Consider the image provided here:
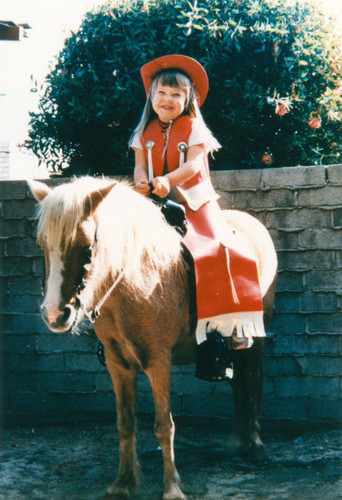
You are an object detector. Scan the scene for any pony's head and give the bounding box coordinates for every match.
[29,177,182,333]
[29,177,117,332]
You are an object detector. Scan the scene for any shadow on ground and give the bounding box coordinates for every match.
[1,417,341,499]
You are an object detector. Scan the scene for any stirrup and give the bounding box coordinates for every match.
[231,334,253,350]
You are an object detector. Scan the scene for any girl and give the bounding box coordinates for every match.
[130,55,265,380]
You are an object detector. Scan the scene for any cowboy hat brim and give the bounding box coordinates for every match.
[140,54,209,107]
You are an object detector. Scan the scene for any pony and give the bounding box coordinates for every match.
[29,177,277,500]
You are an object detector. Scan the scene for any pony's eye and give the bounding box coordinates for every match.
[82,246,92,262]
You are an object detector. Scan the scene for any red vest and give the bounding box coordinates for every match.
[142,116,210,190]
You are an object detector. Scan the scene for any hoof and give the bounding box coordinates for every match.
[163,485,187,500]
[105,484,130,499]
[226,433,244,455]
[163,493,187,500]
[246,443,269,465]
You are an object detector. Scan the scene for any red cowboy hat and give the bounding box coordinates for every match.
[140,54,209,107]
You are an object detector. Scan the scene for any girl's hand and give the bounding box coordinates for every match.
[135,181,151,197]
[152,176,170,198]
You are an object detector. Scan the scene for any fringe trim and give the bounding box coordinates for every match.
[196,311,266,345]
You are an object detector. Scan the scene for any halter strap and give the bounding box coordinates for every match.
[77,268,125,323]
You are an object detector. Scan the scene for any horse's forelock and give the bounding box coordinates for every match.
[37,177,111,249]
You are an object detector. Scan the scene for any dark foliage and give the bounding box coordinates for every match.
[25,0,342,176]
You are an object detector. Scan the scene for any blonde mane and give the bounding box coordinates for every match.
[37,177,183,297]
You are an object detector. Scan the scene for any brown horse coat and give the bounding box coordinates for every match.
[29,177,277,500]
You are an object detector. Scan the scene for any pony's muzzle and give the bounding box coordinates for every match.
[41,303,76,332]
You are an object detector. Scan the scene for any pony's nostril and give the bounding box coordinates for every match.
[61,306,72,323]
[55,305,73,326]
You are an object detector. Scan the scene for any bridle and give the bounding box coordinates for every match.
[76,268,125,323]
[74,229,125,323]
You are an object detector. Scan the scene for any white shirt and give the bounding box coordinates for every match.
[130,117,220,153]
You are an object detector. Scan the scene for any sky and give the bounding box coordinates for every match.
[0,0,104,178]
[0,0,342,179]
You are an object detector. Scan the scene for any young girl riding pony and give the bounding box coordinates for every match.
[130,55,265,380]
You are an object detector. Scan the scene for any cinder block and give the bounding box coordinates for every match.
[0,181,28,200]
[171,373,212,396]
[38,373,95,393]
[266,208,331,230]
[274,376,339,398]
[332,208,342,228]
[326,164,342,185]
[4,238,42,258]
[136,393,154,414]
[65,353,105,372]
[212,169,262,191]
[9,392,65,412]
[299,228,341,250]
[36,332,96,354]
[31,257,45,276]
[304,270,342,291]
[263,356,302,376]
[2,199,37,218]
[0,218,32,238]
[3,372,39,392]
[232,188,295,210]
[182,394,234,417]
[3,294,40,313]
[269,228,300,251]
[7,276,42,295]
[297,186,342,207]
[307,398,342,421]
[277,250,333,272]
[306,313,342,334]
[170,394,185,416]
[11,314,49,334]
[2,334,37,353]
[9,353,65,372]
[270,313,306,334]
[272,334,340,356]
[300,291,337,313]
[95,372,113,392]
[65,393,115,413]
[296,356,342,377]
[274,291,302,313]
[0,257,32,276]
[262,165,325,188]
[263,396,308,420]
[334,251,342,269]
[276,271,304,292]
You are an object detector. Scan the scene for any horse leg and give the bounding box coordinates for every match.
[146,362,186,500]
[229,338,265,455]
[105,347,140,498]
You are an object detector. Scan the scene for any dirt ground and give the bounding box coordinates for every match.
[1,417,341,500]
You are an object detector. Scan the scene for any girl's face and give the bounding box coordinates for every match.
[152,84,187,123]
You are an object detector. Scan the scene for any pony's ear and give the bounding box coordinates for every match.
[86,182,117,215]
[28,180,51,202]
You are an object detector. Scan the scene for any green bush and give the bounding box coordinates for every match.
[25,0,342,175]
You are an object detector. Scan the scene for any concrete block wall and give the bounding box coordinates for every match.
[1,165,341,426]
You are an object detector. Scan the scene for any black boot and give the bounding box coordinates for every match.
[195,330,233,381]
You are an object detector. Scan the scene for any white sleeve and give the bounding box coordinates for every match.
[188,118,221,152]
[188,119,206,147]
[130,132,143,150]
